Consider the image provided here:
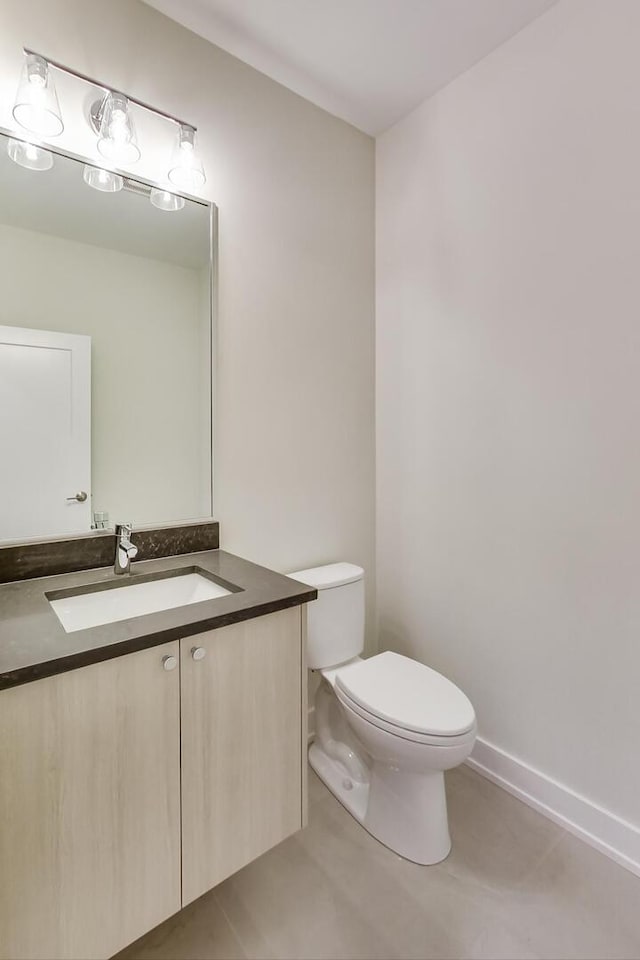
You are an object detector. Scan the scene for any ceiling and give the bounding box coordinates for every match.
[143,0,557,135]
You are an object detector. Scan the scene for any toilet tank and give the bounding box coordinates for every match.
[288,563,364,670]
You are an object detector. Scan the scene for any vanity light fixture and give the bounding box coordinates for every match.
[168,124,206,190]
[150,187,185,212]
[6,137,53,171]
[9,48,207,201]
[83,164,124,193]
[12,53,64,138]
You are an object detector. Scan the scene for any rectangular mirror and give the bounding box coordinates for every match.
[0,130,214,543]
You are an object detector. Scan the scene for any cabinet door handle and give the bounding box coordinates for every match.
[162,655,178,671]
[191,647,206,661]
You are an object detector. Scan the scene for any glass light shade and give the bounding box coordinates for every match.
[83,164,123,192]
[97,92,140,164]
[167,124,205,190]
[12,54,64,138]
[150,188,185,212]
[7,137,53,171]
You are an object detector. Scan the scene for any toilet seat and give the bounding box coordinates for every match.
[334,651,476,740]
[336,685,477,746]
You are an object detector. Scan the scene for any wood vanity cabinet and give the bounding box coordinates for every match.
[0,606,307,960]
[180,605,306,904]
[0,641,182,960]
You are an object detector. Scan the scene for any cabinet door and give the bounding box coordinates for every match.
[181,607,303,905]
[0,643,181,960]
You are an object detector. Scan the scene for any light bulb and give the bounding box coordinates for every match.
[150,188,185,212]
[83,164,123,193]
[7,137,53,171]
[109,110,128,143]
[96,92,140,164]
[168,124,205,191]
[12,54,64,138]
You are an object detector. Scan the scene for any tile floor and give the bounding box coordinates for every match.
[116,765,640,960]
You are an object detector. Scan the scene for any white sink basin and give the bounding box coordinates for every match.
[49,572,232,633]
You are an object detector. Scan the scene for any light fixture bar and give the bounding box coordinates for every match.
[22,48,197,132]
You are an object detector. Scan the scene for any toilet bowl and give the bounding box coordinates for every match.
[290,563,476,865]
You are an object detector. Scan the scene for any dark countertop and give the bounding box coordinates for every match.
[0,550,317,690]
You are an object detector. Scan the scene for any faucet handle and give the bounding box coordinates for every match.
[116,522,133,535]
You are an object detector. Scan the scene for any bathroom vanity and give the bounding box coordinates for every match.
[0,548,316,960]
[0,84,314,959]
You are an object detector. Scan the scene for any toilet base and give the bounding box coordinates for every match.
[309,740,369,824]
[364,763,451,865]
[309,741,451,865]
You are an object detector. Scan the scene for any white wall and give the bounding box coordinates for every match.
[0,221,209,526]
[0,0,376,645]
[377,0,640,825]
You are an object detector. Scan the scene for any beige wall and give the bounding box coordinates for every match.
[0,0,376,645]
[376,0,640,824]
[0,221,209,526]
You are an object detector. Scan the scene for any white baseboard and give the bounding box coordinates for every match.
[467,738,640,879]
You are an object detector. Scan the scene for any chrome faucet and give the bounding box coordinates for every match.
[114,522,138,575]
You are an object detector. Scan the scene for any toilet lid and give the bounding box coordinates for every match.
[335,651,475,737]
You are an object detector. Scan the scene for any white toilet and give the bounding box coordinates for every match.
[290,562,477,865]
